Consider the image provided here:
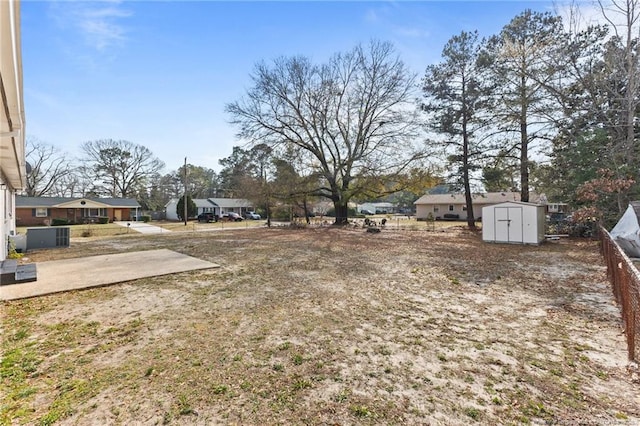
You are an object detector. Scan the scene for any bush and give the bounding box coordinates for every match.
[269,207,293,221]
[98,216,109,224]
[51,218,69,226]
[326,207,358,218]
[140,215,151,223]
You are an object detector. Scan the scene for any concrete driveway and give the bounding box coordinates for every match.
[114,221,169,234]
[0,249,219,301]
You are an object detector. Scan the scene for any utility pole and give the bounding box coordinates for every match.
[183,157,188,226]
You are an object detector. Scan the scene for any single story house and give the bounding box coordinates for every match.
[358,202,397,215]
[164,198,253,221]
[414,192,544,221]
[1,0,26,261]
[15,196,141,226]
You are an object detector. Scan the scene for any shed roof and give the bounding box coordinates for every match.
[482,201,544,208]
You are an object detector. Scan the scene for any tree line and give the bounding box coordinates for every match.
[26,2,640,227]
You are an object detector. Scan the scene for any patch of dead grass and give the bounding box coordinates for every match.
[2,227,639,425]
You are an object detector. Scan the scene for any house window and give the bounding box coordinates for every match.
[84,208,107,217]
[433,206,439,212]
[448,205,454,211]
[35,208,48,217]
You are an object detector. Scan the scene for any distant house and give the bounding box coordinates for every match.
[15,196,141,226]
[164,198,253,221]
[358,202,397,215]
[414,192,545,221]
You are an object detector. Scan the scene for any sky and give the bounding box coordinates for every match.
[21,0,572,174]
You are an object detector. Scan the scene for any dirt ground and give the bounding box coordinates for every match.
[2,226,639,425]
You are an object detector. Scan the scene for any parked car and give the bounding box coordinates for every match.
[244,211,261,220]
[221,212,243,222]
[360,209,374,215]
[197,212,216,223]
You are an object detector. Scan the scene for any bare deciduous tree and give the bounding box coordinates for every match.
[226,41,421,224]
[25,137,71,197]
[597,0,640,169]
[81,139,164,198]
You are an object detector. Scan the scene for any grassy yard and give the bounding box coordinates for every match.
[2,226,639,425]
[16,217,459,239]
[16,220,264,239]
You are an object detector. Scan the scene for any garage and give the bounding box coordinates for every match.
[482,201,545,245]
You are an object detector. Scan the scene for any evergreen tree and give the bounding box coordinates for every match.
[423,31,493,229]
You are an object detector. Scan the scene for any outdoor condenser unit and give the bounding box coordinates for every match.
[27,227,70,250]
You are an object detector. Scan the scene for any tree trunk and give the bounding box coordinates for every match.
[520,72,529,203]
[266,200,271,228]
[462,136,476,230]
[461,83,476,231]
[333,200,349,225]
[303,197,310,224]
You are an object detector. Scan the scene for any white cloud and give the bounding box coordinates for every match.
[393,26,431,39]
[49,0,132,51]
[364,8,379,23]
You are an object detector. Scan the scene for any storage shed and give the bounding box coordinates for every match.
[482,201,545,245]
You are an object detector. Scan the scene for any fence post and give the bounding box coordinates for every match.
[630,309,636,362]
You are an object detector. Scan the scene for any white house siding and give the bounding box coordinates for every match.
[165,199,216,221]
[415,203,482,221]
[482,202,545,245]
[1,0,26,261]
[414,192,536,221]
[164,198,253,221]
[1,183,18,260]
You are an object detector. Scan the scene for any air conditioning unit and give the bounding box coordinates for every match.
[27,227,70,250]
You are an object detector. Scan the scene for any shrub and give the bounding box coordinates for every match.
[270,207,292,221]
[326,207,358,218]
[7,239,23,259]
[51,218,69,226]
[140,215,151,223]
[176,195,197,221]
[98,216,109,224]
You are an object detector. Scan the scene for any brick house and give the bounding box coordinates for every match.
[15,196,140,226]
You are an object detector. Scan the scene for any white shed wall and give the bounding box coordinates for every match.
[482,202,545,245]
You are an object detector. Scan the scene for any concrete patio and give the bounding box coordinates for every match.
[0,249,219,301]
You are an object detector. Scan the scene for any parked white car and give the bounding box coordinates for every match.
[244,211,261,220]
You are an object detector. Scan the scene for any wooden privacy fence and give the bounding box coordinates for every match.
[600,226,640,362]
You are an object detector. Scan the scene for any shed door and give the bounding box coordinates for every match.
[494,207,523,243]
